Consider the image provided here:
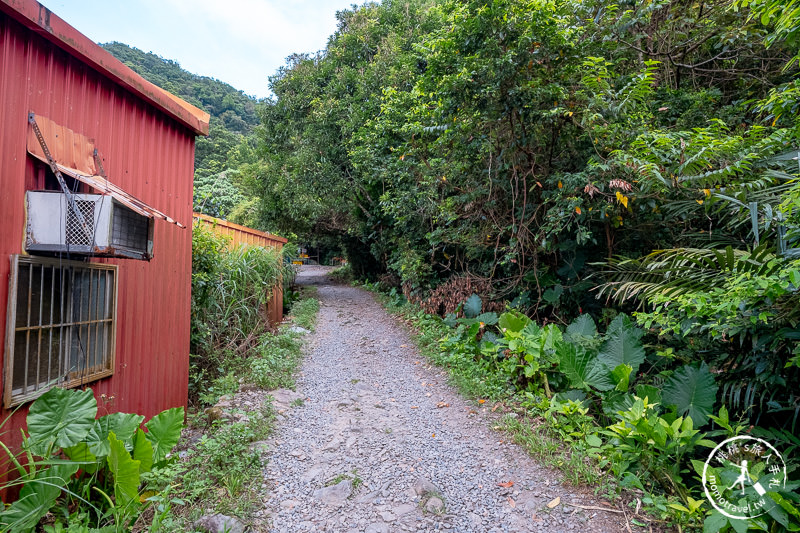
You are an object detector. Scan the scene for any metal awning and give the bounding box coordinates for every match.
[26,114,185,228]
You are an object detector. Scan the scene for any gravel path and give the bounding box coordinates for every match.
[257,266,626,532]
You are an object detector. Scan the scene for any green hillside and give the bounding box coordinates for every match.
[101,42,260,222]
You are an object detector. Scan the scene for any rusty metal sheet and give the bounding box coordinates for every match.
[193,212,288,245]
[26,114,97,175]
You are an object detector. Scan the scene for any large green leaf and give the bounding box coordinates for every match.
[0,463,79,531]
[85,413,145,457]
[107,432,140,508]
[498,310,530,333]
[557,343,614,391]
[565,314,597,341]
[474,312,498,326]
[462,294,482,319]
[611,364,633,392]
[27,388,97,456]
[635,384,662,405]
[132,429,154,474]
[606,314,638,336]
[144,407,184,464]
[597,320,646,375]
[662,362,718,426]
[63,441,100,474]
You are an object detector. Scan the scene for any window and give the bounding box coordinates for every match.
[4,256,117,407]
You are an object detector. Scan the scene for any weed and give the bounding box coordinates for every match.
[325,470,363,492]
[419,491,447,515]
[290,290,320,331]
[350,378,360,384]
[291,398,305,407]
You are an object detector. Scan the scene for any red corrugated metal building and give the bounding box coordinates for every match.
[0,0,209,456]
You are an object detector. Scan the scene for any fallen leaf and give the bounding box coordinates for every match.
[436,401,450,408]
[432,433,436,437]
[508,497,516,508]
[400,344,408,347]
[497,481,514,488]
[478,399,486,404]
[491,403,501,412]
[468,410,478,415]
[425,393,432,397]
[411,406,419,409]
[547,496,561,509]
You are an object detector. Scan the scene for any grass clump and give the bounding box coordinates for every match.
[289,292,320,331]
[328,263,354,284]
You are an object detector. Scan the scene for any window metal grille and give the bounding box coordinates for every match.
[4,256,117,407]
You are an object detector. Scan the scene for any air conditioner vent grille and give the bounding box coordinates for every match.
[65,200,95,246]
[111,203,149,251]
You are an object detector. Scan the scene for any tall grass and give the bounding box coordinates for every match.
[190,224,291,403]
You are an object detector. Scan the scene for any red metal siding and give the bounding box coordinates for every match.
[0,9,196,453]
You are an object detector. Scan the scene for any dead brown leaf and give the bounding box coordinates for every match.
[436,401,450,408]
[507,497,516,508]
[547,496,561,509]
[497,481,514,488]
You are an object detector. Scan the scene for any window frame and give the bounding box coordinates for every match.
[3,255,118,407]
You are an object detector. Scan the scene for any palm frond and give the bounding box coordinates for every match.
[595,244,779,303]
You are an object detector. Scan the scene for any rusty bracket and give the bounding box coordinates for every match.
[93,148,107,180]
[28,112,92,237]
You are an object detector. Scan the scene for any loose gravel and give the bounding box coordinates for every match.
[255,266,627,532]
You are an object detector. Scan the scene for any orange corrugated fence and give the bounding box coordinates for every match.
[193,213,288,325]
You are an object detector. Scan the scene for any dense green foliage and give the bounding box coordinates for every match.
[380,290,800,531]
[255,0,800,529]
[0,388,184,532]
[254,0,800,421]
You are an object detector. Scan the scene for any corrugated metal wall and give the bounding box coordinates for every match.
[0,11,195,451]
[193,213,287,325]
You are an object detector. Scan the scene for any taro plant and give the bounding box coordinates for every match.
[0,387,184,532]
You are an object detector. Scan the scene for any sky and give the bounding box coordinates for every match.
[38,0,361,99]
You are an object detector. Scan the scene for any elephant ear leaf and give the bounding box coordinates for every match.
[565,314,597,342]
[132,429,154,474]
[463,294,482,319]
[499,310,530,333]
[662,362,718,427]
[145,407,184,464]
[107,432,140,508]
[557,343,614,391]
[598,321,645,374]
[27,388,97,456]
[612,364,633,392]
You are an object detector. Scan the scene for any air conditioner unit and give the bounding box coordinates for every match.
[25,191,154,260]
